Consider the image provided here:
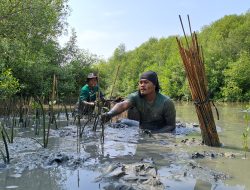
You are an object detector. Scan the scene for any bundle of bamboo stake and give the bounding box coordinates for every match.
[176,15,220,147]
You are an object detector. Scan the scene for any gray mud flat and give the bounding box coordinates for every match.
[0,113,249,190]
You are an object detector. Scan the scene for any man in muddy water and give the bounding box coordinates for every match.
[75,73,104,116]
[101,71,176,133]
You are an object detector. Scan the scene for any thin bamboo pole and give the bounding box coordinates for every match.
[110,64,121,99]
[38,98,46,148]
[1,130,10,163]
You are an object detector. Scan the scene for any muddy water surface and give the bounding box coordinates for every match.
[176,102,249,189]
[0,102,249,190]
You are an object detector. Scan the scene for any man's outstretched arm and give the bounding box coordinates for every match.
[101,100,132,123]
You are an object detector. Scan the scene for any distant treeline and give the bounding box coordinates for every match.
[97,11,250,102]
[0,1,249,102]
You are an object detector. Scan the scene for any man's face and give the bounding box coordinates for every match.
[88,78,98,87]
[139,79,155,95]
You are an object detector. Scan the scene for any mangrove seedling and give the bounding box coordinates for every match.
[38,98,47,148]
[31,100,41,135]
[242,106,250,159]
[1,129,10,163]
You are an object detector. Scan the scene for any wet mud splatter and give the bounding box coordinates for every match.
[0,118,247,190]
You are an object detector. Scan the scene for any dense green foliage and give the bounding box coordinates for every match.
[0,0,249,103]
[96,12,250,102]
[0,68,19,99]
[0,1,98,102]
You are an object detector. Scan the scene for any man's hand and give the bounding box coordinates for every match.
[94,99,101,106]
[101,112,112,123]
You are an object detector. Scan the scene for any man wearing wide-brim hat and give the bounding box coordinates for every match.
[75,72,104,116]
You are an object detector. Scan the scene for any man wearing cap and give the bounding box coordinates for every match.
[75,73,104,116]
[101,71,176,133]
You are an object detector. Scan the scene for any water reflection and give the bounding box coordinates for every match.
[175,102,249,190]
[175,101,247,148]
[0,168,63,190]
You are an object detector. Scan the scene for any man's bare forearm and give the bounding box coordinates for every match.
[83,101,95,106]
[108,101,131,117]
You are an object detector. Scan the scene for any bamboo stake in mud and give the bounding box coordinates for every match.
[23,97,31,128]
[1,130,10,163]
[77,115,82,138]
[176,16,220,146]
[38,98,47,148]
[50,74,57,129]
[93,71,102,132]
[2,125,10,143]
[101,121,105,144]
[63,103,69,125]
[35,107,40,135]
[11,113,16,143]
[98,72,105,143]
[18,97,24,127]
[110,64,121,99]
[76,121,80,153]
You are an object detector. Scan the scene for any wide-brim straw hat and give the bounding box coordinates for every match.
[87,73,97,79]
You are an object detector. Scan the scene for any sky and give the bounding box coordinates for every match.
[59,0,249,59]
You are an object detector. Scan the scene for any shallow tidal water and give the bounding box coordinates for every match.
[0,102,249,190]
[175,102,250,189]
